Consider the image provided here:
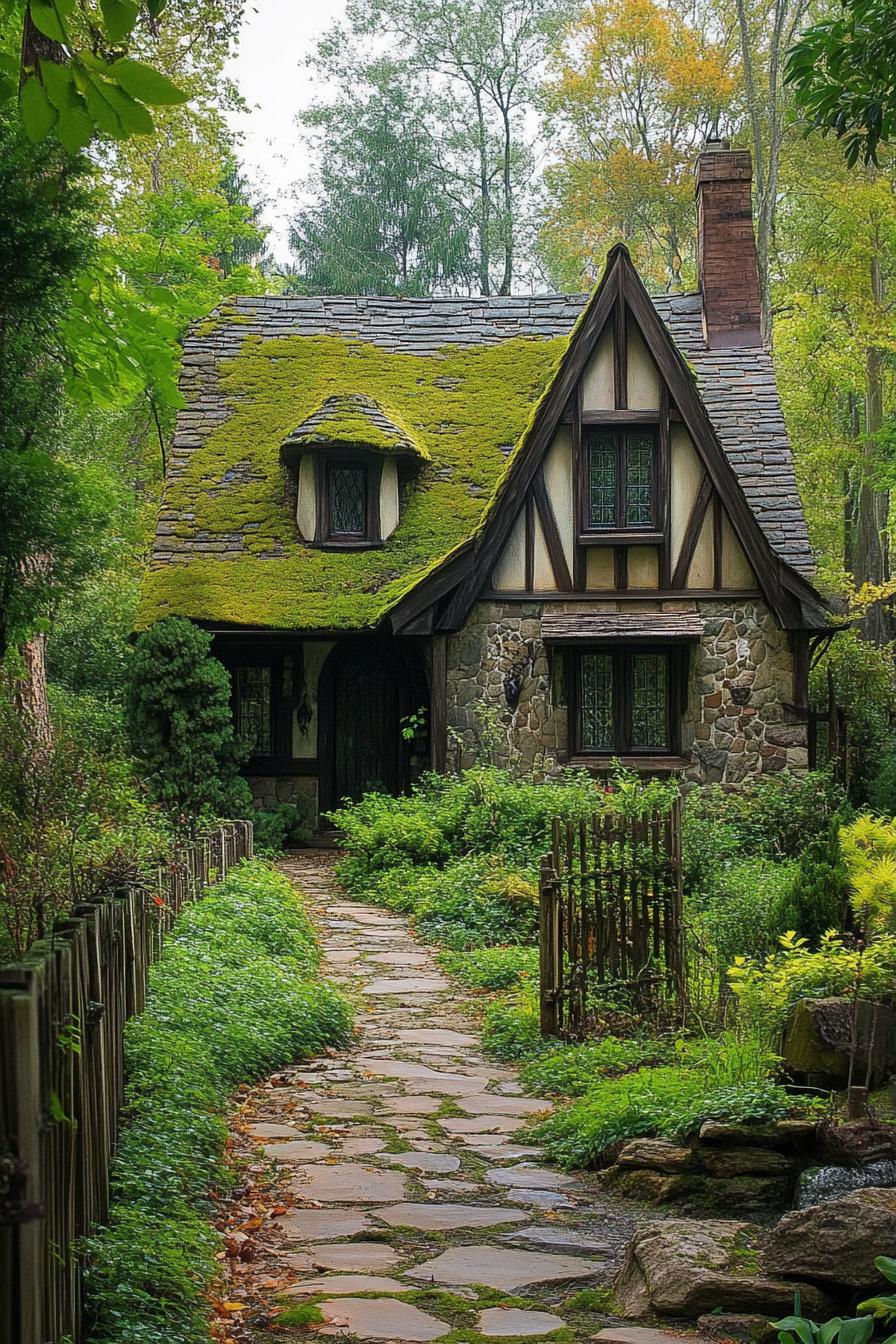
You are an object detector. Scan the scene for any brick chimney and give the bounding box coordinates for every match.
[695,140,762,349]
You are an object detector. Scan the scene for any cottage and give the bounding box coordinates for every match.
[138,142,828,822]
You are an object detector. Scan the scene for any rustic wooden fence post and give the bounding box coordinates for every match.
[0,819,252,1344]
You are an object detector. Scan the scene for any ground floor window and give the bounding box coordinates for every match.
[235,665,273,756]
[574,648,673,755]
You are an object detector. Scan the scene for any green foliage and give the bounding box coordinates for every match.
[47,569,139,707]
[529,1034,798,1168]
[438,944,539,990]
[252,801,313,856]
[868,752,896,815]
[683,771,849,870]
[520,1035,676,1098]
[770,1261,896,1344]
[786,0,896,167]
[0,686,171,957]
[810,635,896,802]
[840,812,896,933]
[290,62,473,295]
[779,822,850,946]
[688,857,798,975]
[85,860,352,1344]
[729,929,896,1041]
[481,987,544,1061]
[126,618,251,822]
[858,1254,896,1323]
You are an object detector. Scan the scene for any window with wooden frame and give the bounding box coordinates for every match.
[582,427,659,537]
[327,459,369,540]
[572,647,678,756]
[235,665,274,757]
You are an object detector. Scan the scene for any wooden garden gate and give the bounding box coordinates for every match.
[538,800,683,1039]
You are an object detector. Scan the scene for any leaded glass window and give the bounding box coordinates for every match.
[631,653,668,750]
[588,433,616,528]
[237,666,272,756]
[584,429,656,530]
[329,464,366,536]
[625,433,653,526]
[580,653,614,751]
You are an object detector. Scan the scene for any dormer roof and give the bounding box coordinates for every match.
[280,393,430,462]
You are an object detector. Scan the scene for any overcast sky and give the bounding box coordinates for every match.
[223,0,347,264]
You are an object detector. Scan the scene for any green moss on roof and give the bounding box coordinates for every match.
[283,393,429,459]
[137,329,568,630]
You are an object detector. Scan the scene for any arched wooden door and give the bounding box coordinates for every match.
[319,638,428,813]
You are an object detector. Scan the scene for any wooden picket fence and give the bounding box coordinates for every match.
[538,800,683,1039]
[0,819,253,1344]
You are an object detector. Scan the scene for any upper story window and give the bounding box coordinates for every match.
[328,461,369,540]
[585,428,657,533]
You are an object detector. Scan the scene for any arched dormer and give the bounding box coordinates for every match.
[279,394,429,549]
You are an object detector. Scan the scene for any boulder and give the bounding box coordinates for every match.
[763,1186,896,1288]
[614,1220,832,1320]
[783,999,896,1086]
[699,1120,816,1150]
[816,1121,896,1168]
[697,1314,776,1344]
[700,1147,795,1179]
[604,1167,791,1212]
[616,1140,698,1173]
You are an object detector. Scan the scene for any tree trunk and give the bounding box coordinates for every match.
[499,103,513,296]
[474,89,490,297]
[856,255,890,643]
[12,633,52,753]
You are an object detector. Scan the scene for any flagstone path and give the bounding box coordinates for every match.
[223,851,649,1343]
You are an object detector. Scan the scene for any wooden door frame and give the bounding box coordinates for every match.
[317,635,429,816]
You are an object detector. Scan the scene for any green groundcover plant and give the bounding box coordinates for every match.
[84,860,352,1344]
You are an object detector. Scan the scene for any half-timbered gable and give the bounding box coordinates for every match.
[139,141,827,821]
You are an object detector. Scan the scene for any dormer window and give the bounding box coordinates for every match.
[581,427,660,540]
[280,393,430,551]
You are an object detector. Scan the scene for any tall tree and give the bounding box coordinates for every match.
[313,0,570,295]
[290,68,473,295]
[539,0,738,290]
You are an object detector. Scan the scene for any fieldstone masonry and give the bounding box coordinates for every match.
[447,599,806,787]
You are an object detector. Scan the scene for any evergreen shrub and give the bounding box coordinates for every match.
[85,860,351,1344]
[126,617,251,821]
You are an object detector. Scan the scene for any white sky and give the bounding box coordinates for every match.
[223,0,347,265]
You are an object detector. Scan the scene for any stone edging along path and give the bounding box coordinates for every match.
[216,851,654,1344]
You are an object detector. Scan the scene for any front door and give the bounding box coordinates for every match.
[320,638,428,812]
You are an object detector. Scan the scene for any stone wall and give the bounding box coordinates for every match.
[248,774,317,817]
[445,599,806,784]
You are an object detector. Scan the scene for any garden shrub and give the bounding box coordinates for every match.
[687,857,797,975]
[481,988,544,1060]
[438,945,539,990]
[840,813,896,933]
[85,860,351,1344]
[868,752,896,816]
[520,1035,677,1098]
[413,855,538,949]
[683,770,848,870]
[779,821,850,944]
[252,799,312,855]
[126,617,251,822]
[729,929,896,1042]
[528,1033,798,1168]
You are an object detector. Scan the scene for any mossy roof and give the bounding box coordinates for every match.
[137,290,813,632]
[281,393,429,460]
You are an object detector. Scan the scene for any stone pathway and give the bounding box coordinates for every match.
[224,851,644,1343]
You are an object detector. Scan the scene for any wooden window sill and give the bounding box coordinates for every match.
[577,530,664,546]
[567,754,690,773]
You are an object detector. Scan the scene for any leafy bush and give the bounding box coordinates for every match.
[252,800,312,856]
[520,1035,676,1098]
[438,945,539,990]
[687,857,797,975]
[779,821,850,944]
[85,860,352,1344]
[840,813,896,933]
[528,1033,798,1167]
[414,855,538,949]
[126,617,251,822]
[868,752,896,815]
[0,689,171,957]
[481,988,544,1060]
[729,929,896,1042]
[683,771,849,870]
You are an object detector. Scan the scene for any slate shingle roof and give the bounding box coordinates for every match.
[141,287,815,632]
[172,291,813,577]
